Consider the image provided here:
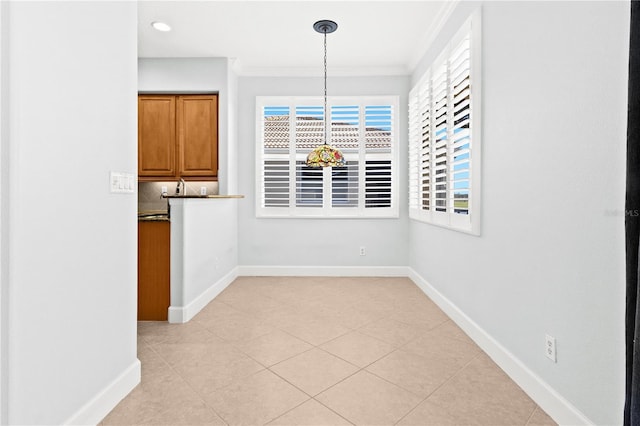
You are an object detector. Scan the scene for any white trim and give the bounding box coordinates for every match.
[167,306,186,324]
[168,266,239,323]
[407,0,460,73]
[63,359,141,426]
[238,265,409,277]
[407,268,594,426]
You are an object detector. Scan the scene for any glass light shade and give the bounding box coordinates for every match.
[305,144,346,168]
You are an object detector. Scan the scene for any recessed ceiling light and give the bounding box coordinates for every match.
[151,21,171,32]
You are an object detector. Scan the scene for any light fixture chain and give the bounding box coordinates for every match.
[324,29,328,146]
[306,19,344,168]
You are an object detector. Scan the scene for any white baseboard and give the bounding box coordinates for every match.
[168,266,239,323]
[63,358,141,426]
[237,265,409,277]
[407,268,593,426]
[162,263,591,425]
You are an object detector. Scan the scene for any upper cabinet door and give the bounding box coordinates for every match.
[138,96,176,177]
[177,95,218,177]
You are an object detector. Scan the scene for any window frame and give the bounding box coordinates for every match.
[256,95,400,219]
[408,15,482,235]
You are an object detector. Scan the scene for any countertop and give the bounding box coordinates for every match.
[162,194,244,199]
[138,210,170,222]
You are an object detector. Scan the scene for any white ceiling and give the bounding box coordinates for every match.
[138,1,456,76]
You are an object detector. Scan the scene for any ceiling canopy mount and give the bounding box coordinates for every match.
[313,20,338,35]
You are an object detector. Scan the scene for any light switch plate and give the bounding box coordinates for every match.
[110,172,135,194]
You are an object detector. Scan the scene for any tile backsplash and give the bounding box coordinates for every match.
[138,181,219,213]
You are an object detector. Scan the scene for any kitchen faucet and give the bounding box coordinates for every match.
[176,178,186,195]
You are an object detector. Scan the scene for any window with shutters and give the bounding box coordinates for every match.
[257,96,399,218]
[408,17,481,234]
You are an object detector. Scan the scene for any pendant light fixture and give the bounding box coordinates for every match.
[305,20,345,168]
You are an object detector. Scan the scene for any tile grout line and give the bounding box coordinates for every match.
[261,396,314,425]
[211,282,466,424]
[311,397,357,426]
[124,278,549,426]
[391,350,486,426]
[523,406,541,426]
[137,331,233,426]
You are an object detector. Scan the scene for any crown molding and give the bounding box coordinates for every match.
[407,0,460,73]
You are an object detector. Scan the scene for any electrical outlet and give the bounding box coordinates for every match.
[359,246,366,256]
[545,334,557,362]
[161,186,168,195]
[200,186,207,195]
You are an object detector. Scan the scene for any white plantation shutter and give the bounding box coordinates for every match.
[296,161,323,207]
[295,105,325,207]
[331,105,359,149]
[256,96,398,218]
[408,90,420,211]
[365,160,391,207]
[419,79,432,212]
[263,160,290,207]
[332,161,359,207]
[365,106,392,208]
[450,37,471,215]
[295,105,324,150]
[261,106,291,208]
[432,63,448,213]
[331,105,359,208]
[408,17,481,234]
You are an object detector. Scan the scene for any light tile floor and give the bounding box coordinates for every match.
[101,276,557,426]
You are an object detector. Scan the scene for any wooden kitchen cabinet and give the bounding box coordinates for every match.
[138,96,176,178]
[178,95,218,178]
[138,94,218,181]
[138,220,170,321]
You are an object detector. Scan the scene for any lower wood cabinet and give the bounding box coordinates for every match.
[138,221,170,321]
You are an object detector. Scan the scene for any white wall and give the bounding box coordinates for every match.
[168,198,240,323]
[409,2,628,424]
[227,60,240,195]
[138,58,236,194]
[4,2,139,424]
[237,76,410,270]
[0,0,9,422]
